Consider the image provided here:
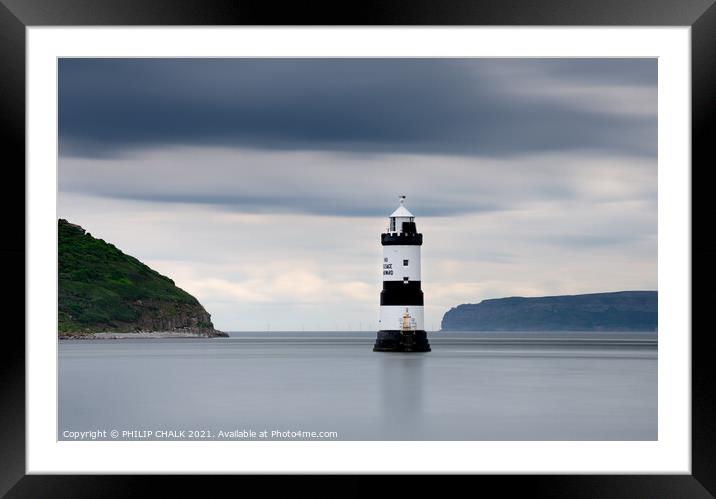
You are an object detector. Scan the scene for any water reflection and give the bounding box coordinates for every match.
[379,354,426,439]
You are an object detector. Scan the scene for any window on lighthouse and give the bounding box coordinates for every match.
[403,276,409,284]
[403,259,409,266]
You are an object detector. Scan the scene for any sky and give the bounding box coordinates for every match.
[58,58,658,331]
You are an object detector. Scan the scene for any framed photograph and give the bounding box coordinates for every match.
[4,0,712,495]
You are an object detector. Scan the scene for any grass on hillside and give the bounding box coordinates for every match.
[58,219,200,333]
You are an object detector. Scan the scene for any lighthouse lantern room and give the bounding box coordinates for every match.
[373,196,431,352]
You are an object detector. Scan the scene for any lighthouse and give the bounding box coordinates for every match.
[373,196,431,352]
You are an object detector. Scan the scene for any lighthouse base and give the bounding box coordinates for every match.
[373,330,431,353]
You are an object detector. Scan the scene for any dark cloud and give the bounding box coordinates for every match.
[59,58,656,158]
[102,192,503,218]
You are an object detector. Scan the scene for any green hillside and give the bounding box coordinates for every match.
[58,219,224,336]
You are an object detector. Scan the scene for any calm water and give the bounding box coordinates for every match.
[58,331,657,441]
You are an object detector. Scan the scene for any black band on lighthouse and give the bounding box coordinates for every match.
[380,281,424,306]
[381,233,422,246]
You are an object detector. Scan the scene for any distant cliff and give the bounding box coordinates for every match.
[58,219,227,338]
[441,291,657,332]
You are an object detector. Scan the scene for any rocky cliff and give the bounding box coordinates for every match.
[58,219,227,337]
[441,291,657,332]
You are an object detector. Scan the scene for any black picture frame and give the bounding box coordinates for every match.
[2,0,713,495]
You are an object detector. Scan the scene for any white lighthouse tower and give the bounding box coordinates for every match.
[373,196,430,352]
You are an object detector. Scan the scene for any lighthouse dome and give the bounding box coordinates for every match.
[388,196,415,233]
[390,196,414,218]
[390,204,414,218]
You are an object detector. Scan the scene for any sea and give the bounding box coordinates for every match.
[58,331,657,441]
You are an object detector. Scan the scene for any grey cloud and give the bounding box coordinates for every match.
[58,147,656,218]
[540,233,650,249]
[59,58,657,159]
